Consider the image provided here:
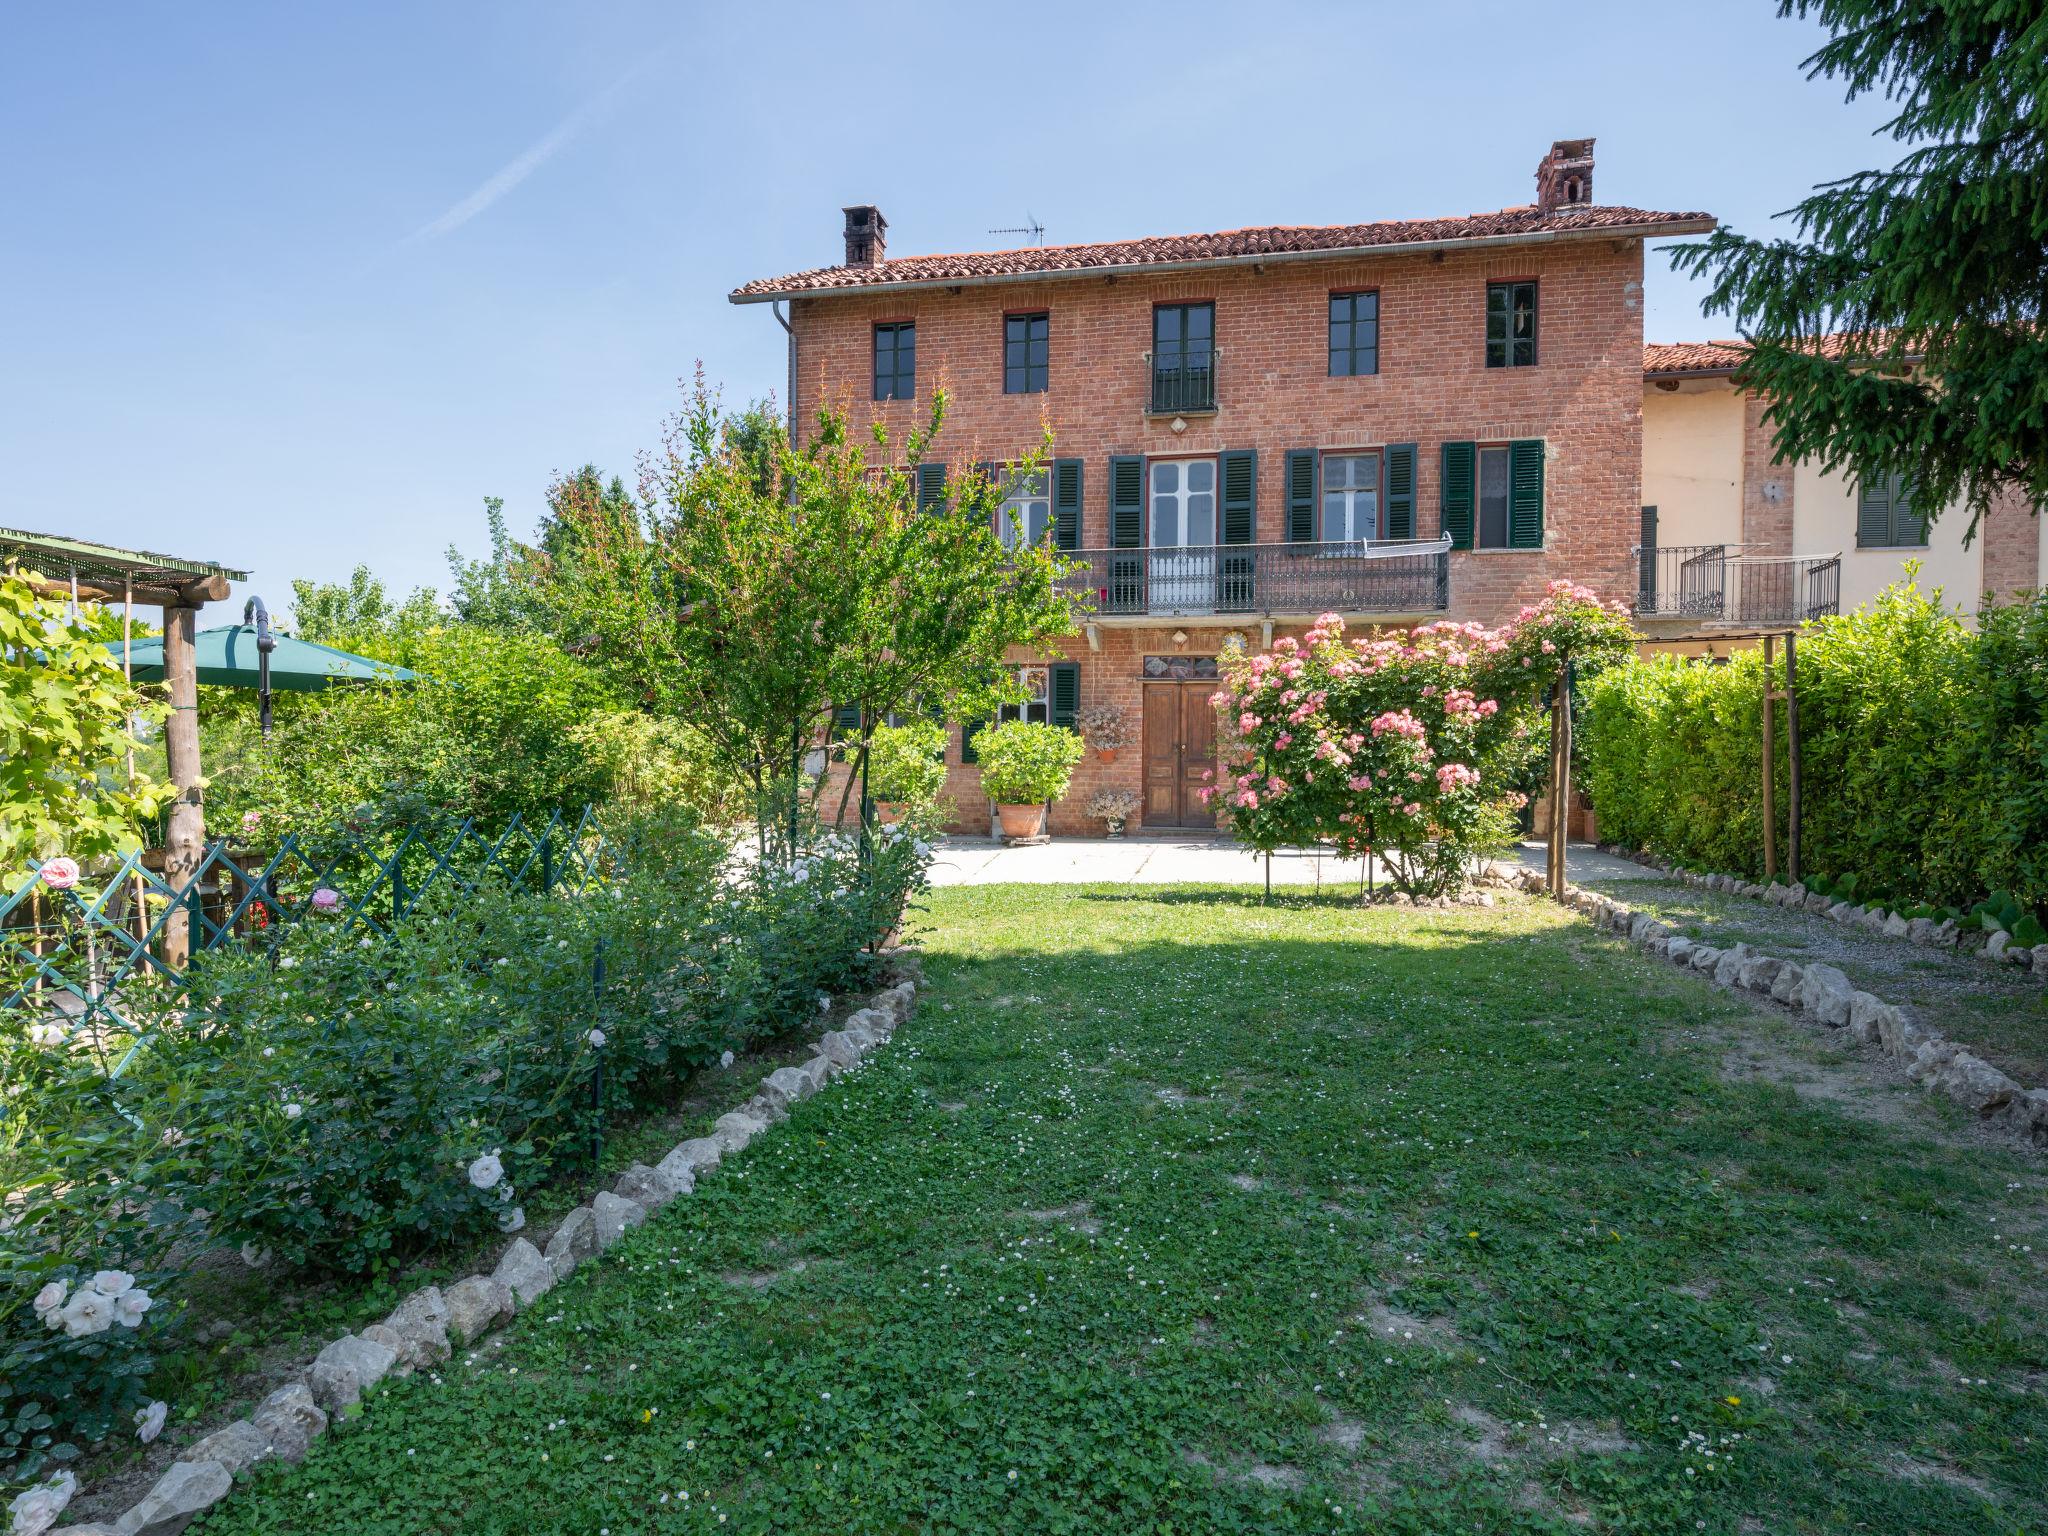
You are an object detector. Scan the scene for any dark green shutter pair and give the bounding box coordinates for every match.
[1856,471,1923,548]
[959,660,1079,761]
[1284,445,1417,541]
[1439,439,1544,549]
[1104,453,1252,546]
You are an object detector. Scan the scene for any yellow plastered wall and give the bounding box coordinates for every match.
[1641,384,1743,547]
[1790,460,1982,616]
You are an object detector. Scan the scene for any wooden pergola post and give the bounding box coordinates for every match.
[160,603,205,968]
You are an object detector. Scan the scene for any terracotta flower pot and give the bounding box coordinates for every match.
[996,802,1046,841]
[1096,747,1118,763]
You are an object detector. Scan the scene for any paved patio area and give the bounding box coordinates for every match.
[926,835,1647,887]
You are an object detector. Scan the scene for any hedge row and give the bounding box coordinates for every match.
[1581,582,2048,917]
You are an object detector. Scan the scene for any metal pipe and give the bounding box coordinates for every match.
[771,299,796,442]
[243,596,276,738]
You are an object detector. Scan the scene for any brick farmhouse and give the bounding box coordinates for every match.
[731,141,2040,836]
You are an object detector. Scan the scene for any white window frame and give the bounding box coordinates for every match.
[1320,451,1382,544]
[1148,456,1217,549]
[997,664,1051,725]
[998,470,1052,551]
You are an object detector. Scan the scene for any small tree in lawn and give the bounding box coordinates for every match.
[1207,583,1634,897]
[539,379,1077,861]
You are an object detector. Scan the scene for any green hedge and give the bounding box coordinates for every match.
[1582,581,2048,917]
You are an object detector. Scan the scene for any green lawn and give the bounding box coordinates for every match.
[204,885,2047,1535]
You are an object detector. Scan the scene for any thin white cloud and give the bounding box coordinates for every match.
[402,57,658,244]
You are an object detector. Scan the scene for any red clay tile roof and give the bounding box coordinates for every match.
[732,204,1715,302]
[1643,332,1920,377]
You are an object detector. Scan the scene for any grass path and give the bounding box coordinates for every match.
[205,886,2046,1535]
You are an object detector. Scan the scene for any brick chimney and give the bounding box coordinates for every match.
[842,205,887,268]
[1535,139,1595,213]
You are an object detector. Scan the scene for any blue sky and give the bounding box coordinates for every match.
[0,1,1898,611]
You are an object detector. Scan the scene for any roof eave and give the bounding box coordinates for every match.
[729,216,1719,305]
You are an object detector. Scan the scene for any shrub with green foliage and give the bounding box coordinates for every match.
[1582,580,2048,918]
[972,721,1085,806]
[864,720,949,809]
[0,812,926,1493]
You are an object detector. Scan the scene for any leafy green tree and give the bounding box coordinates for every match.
[0,566,171,882]
[1670,0,2047,538]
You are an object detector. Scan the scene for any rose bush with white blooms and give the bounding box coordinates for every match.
[2,807,928,1501]
[1204,581,1636,895]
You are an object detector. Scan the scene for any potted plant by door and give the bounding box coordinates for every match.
[1077,704,1135,763]
[865,720,949,823]
[1087,788,1140,839]
[973,720,1084,842]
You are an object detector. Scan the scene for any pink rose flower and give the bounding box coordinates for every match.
[310,887,342,912]
[39,856,80,891]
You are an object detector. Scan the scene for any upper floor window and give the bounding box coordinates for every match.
[1004,313,1048,394]
[1322,452,1381,541]
[1856,470,1926,548]
[998,470,1051,549]
[1328,292,1379,377]
[1151,303,1215,412]
[1485,281,1537,368]
[873,321,915,400]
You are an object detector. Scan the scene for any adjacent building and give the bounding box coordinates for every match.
[734,140,1717,834]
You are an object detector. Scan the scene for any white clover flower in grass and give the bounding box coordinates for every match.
[468,1150,505,1190]
[8,1470,76,1536]
[135,1400,167,1443]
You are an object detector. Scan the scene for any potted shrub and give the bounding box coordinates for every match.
[866,720,949,821]
[1078,703,1135,763]
[1087,788,1140,839]
[973,720,1083,841]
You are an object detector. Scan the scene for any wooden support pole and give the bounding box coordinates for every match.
[1760,633,1777,881]
[161,604,205,969]
[1556,665,1573,898]
[1785,631,1802,883]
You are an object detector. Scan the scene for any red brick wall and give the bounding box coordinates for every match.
[1739,393,1795,555]
[1980,484,2042,605]
[787,238,1650,625]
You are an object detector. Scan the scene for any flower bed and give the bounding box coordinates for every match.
[0,816,928,1507]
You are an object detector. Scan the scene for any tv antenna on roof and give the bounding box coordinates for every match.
[988,214,1045,246]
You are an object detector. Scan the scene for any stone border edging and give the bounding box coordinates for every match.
[1514,869,2048,1151]
[49,961,924,1536]
[1593,846,2048,980]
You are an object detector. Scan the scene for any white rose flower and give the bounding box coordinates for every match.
[719,1050,735,1069]
[467,1151,504,1191]
[114,1289,152,1328]
[284,1103,303,1119]
[90,1270,135,1298]
[8,1470,76,1536]
[135,1400,167,1443]
[586,1028,606,1048]
[59,1287,113,1337]
[27,1022,65,1047]
[278,955,297,969]
[497,1205,526,1234]
[31,1280,68,1324]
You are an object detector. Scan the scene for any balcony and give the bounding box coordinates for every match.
[1634,544,1842,627]
[1146,352,1216,415]
[1062,538,1450,621]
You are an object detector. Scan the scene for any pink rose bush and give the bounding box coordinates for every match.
[1205,582,1634,895]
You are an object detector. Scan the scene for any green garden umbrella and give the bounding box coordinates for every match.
[107,626,418,692]
[107,599,419,736]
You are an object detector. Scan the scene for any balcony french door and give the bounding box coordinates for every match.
[1148,458,1218,615]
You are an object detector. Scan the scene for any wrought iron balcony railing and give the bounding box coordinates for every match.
[1633,544,1841,626]
[1147,353,1216,414]
[1062,538,1450,619]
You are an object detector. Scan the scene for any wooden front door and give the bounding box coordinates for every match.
[1142,683,1218,828]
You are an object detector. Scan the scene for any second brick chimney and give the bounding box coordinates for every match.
[1535,139,1595,213]
[842,205,887,268]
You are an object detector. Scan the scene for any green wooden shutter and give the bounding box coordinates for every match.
[1219,449,1255,544]
[1441,441,1476,549]
[1894,475,1925,546]
[959,718,987,764]
[1384,443,1417,540]
[915,461,946,514]
[833,702,862,739]
[1508,439,1545,549]
[1052,458,1083,549]
[1109,455,1145,547]
[1285,449,1317,542]
[1049,662,1080,730]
